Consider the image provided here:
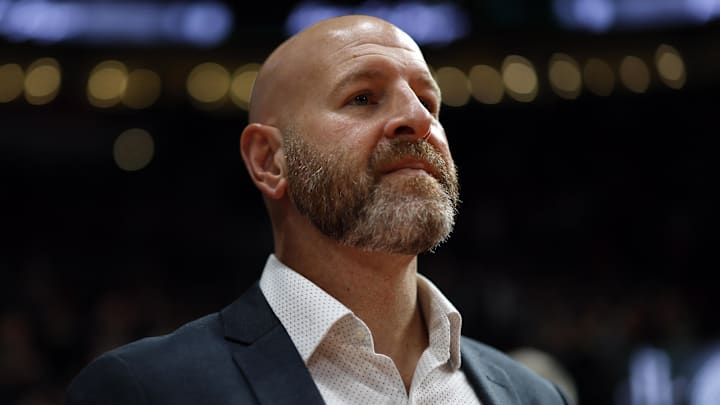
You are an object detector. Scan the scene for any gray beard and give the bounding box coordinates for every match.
[284,129,459,255]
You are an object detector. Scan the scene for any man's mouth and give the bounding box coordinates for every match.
[379,158,439,179]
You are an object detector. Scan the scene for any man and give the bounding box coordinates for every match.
[67,15,571,404]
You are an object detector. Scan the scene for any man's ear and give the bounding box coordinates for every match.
[240,123,288,200]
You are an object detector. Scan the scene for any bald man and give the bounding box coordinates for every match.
[66,15,571,405]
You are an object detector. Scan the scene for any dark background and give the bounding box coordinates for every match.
[1,1,717,404]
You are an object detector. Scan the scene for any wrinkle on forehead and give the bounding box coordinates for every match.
[249,15,424,125]
[327,19,420,54]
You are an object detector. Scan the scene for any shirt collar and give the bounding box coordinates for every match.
[417,273,463,369]
[259,254,463,368]
[259,254,352,362]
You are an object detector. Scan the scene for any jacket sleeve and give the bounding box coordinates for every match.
[66,352,148,405]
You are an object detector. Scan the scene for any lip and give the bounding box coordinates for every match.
[380,158,438,179]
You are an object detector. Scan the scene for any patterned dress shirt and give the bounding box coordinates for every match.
[259,254,482,405]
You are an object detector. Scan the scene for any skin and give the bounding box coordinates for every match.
[240,15,454,392]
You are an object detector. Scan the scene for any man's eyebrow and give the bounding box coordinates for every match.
[332,69,388,95]
[415,74,441,101]
[332,69,441,100]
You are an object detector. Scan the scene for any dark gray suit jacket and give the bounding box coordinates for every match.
[67,283,571,404]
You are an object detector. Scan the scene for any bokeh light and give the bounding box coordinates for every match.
[548,53,582,99]
[655,44,686,89]
[113,128,155,172]
[619,55,651,93]
[0,64,25,103]
[468,65,504,105]
[24,58,61,105]
[87,60,128,108]
[230,63,260,111]
[435,66,471,107]
[502,55,538,102]
[123,69,162,109]
[186,62,230,108]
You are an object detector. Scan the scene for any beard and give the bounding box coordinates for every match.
[284,127,460,255]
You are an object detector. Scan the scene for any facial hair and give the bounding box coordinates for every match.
[284,129,459,255]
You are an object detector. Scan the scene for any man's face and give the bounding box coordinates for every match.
[282,21,459,255]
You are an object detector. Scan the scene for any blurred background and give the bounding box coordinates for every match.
[1,0,717,404]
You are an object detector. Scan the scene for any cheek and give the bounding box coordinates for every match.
[307,112,358,142]
[299,124,370,171]
[322,116,381,159]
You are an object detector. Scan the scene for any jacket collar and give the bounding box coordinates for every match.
[460,337,521,405]
[220,283,325,405]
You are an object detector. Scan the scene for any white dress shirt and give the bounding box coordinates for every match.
[259,254,481,405]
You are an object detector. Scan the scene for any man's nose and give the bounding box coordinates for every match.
[382,87,433,141]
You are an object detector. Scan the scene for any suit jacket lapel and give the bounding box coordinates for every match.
[220,283,325,405]
[461,338,521,405]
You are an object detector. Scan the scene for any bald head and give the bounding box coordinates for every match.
[248,15,424,126]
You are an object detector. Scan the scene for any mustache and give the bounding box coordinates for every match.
[369,140,451,181]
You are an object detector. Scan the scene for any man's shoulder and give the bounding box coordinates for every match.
[460,335,526,370]
[66,311,254,405]
[461,336,572,404]
[71,310,228,378]
[106,311,225,364]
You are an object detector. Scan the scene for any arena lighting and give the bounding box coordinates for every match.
[617,344,720,405]
[690,346,720,405]
[186,62,230,108]
[629,347,674,405]
[501,55,538,103]
[619,55,651,93]
[468,65,504,105]
[435,66,470,107]
[123,69,162,109]
[113,128,155,172]
[230,63,260,111]
[0,0,233,47]
[24,57,61,105]
[0,63,24,103]
[548,53,582,100]
[655,44,687,90]
[553,0,720,32]
[87,60,128,108]
[285,1,470,46]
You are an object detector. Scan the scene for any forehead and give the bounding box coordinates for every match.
[322,22,426,67]
[331,42,428,70]
[317,31,434,90]
[321,19,420,52]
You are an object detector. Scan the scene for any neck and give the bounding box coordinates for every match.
[275,213,429,391]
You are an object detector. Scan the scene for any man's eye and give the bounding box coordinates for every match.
[352,94,370,105]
